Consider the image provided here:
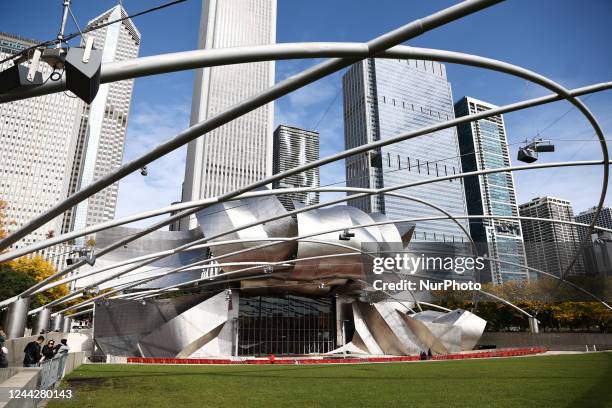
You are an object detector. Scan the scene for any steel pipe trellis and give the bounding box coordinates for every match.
[0,0,608,332]
[0,0,505,250]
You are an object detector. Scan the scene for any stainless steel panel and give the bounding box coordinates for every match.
[196,192,297,272]
[137,291,229,357]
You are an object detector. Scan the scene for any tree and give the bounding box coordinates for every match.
[9,256,69,306]
[0,263,37,302]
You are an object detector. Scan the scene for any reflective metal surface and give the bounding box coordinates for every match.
[137,291,232,357]
[75,226,205,289]
[51,313,63,332]
[93,294,208,356]
[292,206,405,280]
[196,193,297,273]
[333,301,486,356]
[3,297,30,339]
[34,307,51,335]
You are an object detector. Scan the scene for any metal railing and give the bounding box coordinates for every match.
[38,353,68,390]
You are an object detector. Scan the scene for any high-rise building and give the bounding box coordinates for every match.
[272,125,319,211]
[519,196,584,276]
[63,5,141,239]
[0,32,85,249]
[575,206,612,241]
[454,96,528,283]
[181,0,277,230]
[342,58,469,243]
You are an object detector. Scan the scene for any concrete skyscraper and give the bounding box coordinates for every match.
[574,206,612,276]
[575,206,612,241]
[519,196,584,276]
[454,96,528,283]
[181,0,277,230]
[63,5,141,239]
[0,32,85,249]
[272,125,320,211]
[342,58,469,243]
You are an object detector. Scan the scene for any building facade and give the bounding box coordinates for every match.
[342,58,469,243]
[0,32,84,250]
[454,96,528,283]
[63,5,141,240]
[519,196,584,277]
[272,125,319,211]
[181,0,277,229]
[575,206,612,241]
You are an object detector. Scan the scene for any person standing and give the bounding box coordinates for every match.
[55,339,70,355]
[23,336,44,367]
[41,340,56,362]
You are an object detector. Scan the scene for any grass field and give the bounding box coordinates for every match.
[47,353,612,408]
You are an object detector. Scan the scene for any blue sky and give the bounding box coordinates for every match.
[2,0,611,227]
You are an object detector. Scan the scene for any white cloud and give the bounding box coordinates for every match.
[115,102,190,228]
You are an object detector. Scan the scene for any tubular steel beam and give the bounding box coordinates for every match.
[0,10,607,325]
[6,186,472,306]
[1,60,610,263]
[54,213,612,316]
[1,43,610,105]
[0,0,504,250]
[0,159,608,309]
[2,65,609,302]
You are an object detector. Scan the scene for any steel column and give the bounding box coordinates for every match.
[4,297,30,339]
[34,307,52,335]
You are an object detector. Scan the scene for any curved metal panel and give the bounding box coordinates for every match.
[292,206,377,280]
[432,309,487,351]
[196,192,297,272]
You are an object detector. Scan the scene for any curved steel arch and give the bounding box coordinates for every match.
[37,212,472,313]
[1,160,608,311]
[57,252,369,315]
[1,43,611,104]
[4,156,610,265]
[1,160,609,309]
[0,6,608,335]
[483,256,611,310]
[8,188,475,306]
[54,211,612,315]
[38,210,570,319]
[0,0,504,251]
[31,187,469,313]
[1,91,608,304]
[0,45,608,276]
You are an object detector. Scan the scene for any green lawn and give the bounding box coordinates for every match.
[48,353,612,408]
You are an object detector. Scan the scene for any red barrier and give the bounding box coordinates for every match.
[125,347,548,365]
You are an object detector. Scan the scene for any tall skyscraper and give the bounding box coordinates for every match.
[342,58,469,243]
[454,96,528,283]
[519,196,584,276]
[272,125,320,211]
[0,32,85,249]
[181,0,277,230]
[63,5,141,238]
[575,206,612,241]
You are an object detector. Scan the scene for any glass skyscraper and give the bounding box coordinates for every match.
[454,96,529,283]
[343,58,469,243]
